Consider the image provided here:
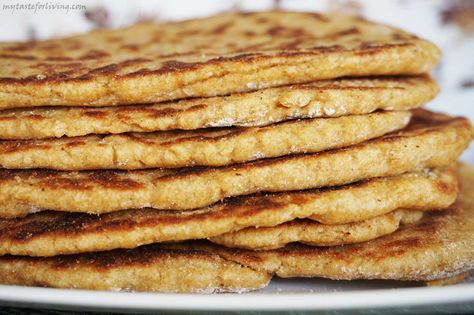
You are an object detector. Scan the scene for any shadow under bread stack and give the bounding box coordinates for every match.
[0,11,472,292]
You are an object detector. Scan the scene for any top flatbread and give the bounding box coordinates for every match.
[0,11,439,108]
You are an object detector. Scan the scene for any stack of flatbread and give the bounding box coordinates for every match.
[0,11,472,293]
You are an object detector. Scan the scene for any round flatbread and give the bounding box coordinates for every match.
[0,11,439,108]
[0,111,410,170]
[0,76,437,139]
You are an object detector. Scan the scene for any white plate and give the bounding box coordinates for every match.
[0,276,474,313]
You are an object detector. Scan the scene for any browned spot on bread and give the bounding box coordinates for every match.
[177,29,201,36]
[243,30,256,37]
[120,44,139,51]
[156,51,197,59]
[330,27,360,37]
[255,16,269,24]
[62,62,84,69]
[308,45,344,52]
[0,116,15,121]
[3,42,37,51]
[0,141,51,154]
[86,171,144,190]
[64,140,86,148]
[267,26,307,37]
[111,103,207,120]
[157,60,199,73]
[11,242,219,270]
[25,114,46,121]
[87,64,119,75]
[106,36,122,43]
[0,54,37,60]
[82,110,108,118]
[210,22,233,35]
[40,42,60,51]
[355,42,413,56]
[38,176,94,191]
[308,12,330,22]
[44,56,73,62]
[0,169,143,191]
[79,50,110,60]
[436,178,459,196]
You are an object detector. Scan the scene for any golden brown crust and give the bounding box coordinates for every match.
[0,167,457,256]
[0,244,270,292]
[0,111,410,170]
[0,76,437,139]
[209,210,424,250]
[0,12,440,108]
[0,165,472,291]
[201,166,474,282]
[0,109,470,217]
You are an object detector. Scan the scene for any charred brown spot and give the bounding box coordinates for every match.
[62,62,83,69]
[156,51,196,59]
[26,114,46,121]
[391,33,406,40]
[84,57,149,76]
[436,179,458,196]
[243,30,256,37]
[214,53,261,62]
[38,176,93,191]
[356,42,413,56]
[330,27,360,37]
[45,56,73,62]
[177,29,201,36]
[120,44,139,51]
[0,141,50,153]
[106,36,122,43]
[255,16,269,24]
[3,42,37,51]
[210,22,233,35]
[0,54,37,60]
[64,140,86,148]
[39,42,60,51]
[308,12,330,22]
[47,244,215,270]
[2,211,99,241]
[82,110,107,118]
[87,64,119,75]
[79,50,110,60]
[0,115,15,121]
[152,60,199,74]
[309,45,344,53]
[267,26,307,37]
[87,171,144,190]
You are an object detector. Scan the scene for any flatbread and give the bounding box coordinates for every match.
[206,164,474,282]
[0,11,439,108]
[0,76,437,140]
[0,165,472,292]
[0,111,410,170]
[424,272,470,287]
[209,210,424,250]
[0,167,456,256]
[0,109,470,217]
[0,244,271,293]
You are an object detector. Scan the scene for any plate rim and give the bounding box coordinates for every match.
[0,282,473,311]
